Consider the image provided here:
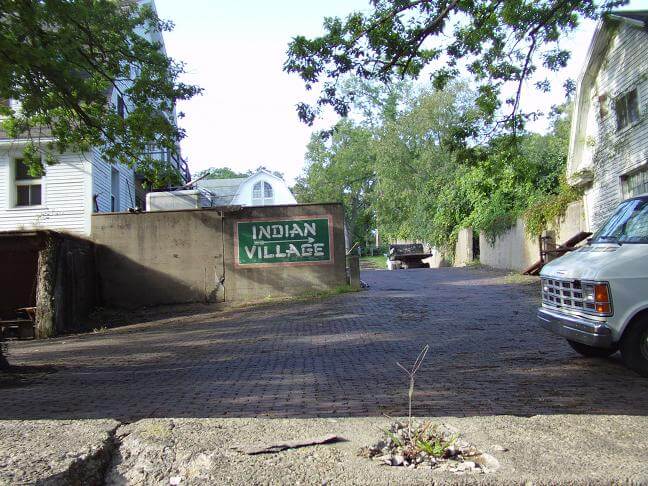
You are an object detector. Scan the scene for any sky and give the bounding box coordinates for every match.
[154,0,648,184]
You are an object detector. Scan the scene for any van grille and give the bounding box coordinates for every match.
[541,278,596,313]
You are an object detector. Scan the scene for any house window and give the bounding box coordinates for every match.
[14,159,42,207]
[622,166,648,199]
[111,167,120,212]
[252,181,274,206]
[615,88,639,131]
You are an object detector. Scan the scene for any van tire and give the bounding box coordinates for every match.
[567,339,617,358]
[620,318,648,378]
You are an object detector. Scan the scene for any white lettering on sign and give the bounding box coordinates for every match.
[244,242,325,260]
[240,219,329,263]
[263,246,274,259]
[286,244,300,257]
[302,244,313,256]
[252,222,315,243]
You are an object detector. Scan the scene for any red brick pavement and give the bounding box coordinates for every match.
[2,267,647,421]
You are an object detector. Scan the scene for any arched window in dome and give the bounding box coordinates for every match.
[252,181,274,205]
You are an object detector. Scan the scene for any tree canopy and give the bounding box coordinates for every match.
[293,119,376,245]
[195,167,251,180]
[294,81,575,250]
[195,166,285,180]
[285,0,626,129]
[0,0,201,187]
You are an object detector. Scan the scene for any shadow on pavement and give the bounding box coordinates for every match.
[1,267,647,421]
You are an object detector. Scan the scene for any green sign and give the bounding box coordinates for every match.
[235,216,333,266]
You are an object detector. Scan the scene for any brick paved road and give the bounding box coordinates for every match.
[2,268,648,421]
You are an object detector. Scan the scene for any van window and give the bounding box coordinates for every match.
[592,198,648,244]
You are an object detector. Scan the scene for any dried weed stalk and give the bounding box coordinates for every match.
[396,344,429,441]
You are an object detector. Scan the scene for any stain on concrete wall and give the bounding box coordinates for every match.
[92,210,226,308]
[91,203,346,307]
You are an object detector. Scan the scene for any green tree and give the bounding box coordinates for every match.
[196,166,286,180]
[371,83,479,247]
[295,119,376,245]
[299,80,573,251]
[285,0,624,129]
[195,167,250,179]
[0,0,201,187]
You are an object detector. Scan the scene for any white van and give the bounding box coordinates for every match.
[538,195,648,377]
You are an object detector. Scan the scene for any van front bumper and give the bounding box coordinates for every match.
[537,307,614,348]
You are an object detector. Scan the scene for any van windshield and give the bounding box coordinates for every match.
[591,198,648,244]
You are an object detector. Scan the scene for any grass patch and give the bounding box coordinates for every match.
[253,285,361,307]
[464,259,488,268]
[297,284,361,301]
[361,255,387,269]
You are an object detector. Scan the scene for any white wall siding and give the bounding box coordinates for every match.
[90,149,137,213]
[583,23,648,230]
[0,148,91,234]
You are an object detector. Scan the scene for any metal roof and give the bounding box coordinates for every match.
[197,177,247,206]
[611,10,648,26]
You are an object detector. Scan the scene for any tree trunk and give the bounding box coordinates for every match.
[35,236,59,339]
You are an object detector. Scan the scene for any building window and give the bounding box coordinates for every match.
[615,88,639,131]
[252,181,274,206]
[14,159,42,207]
[111,167,120,212]
[622,166,648,199]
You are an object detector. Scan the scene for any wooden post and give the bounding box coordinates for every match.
[346,255,361,289]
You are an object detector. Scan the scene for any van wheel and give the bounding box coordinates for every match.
[567,340,617,358]
[620,318,648,378]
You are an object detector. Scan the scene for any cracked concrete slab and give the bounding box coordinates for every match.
[107,415,648,485]
[1,415,647,485]
[0,419,120,486]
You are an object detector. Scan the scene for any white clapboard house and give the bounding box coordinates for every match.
[568,10,648,230]
[0,0,188,236]
[198,169,297,207]
[147,169,297,211]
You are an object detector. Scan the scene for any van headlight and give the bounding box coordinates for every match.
[582,282,613,315]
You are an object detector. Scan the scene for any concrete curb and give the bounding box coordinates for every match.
[3,415,647,485]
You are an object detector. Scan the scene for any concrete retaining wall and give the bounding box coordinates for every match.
[92,204,347,307]
[454,227,474,267]
[92,209,226,308]
[224,204,346,301]
[479,201,587,272]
